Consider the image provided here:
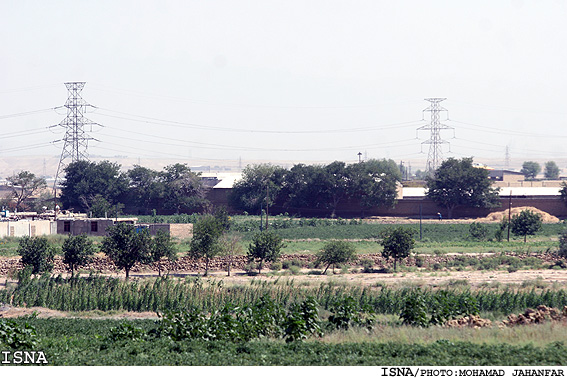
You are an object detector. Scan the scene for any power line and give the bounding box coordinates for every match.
[93,107,422,134]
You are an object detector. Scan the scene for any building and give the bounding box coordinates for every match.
[56,218,137,236]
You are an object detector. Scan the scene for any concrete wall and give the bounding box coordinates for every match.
[0,220,54,237]
[209,187,567,219]
[57,219,119,236]
[145,223,193,239]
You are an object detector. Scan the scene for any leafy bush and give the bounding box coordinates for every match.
[283,297,322,343]
[0,319,38,350]
[17,236,56,275]
[360,258,375,273]
[469,222,489,241]
[400,289,478,327]
[400,289,429,327]
[327,296,375,331]
[156,296,320,343]
[107,322,147,342]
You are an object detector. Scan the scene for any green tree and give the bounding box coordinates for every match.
[6,171,47,211]
[521,161,541,180]
[189,214,224,276]
[510,209,542,243]
[229,164,285,214]
[380,227,415,271]
[62,234,96,277]
[316,240,357,274]
[348,159,401,213]
[247,230,284,274]
[426,157,501,218]
[544,161,560,180]
[149,230,177,276]
[324,161,351,218]
[18,236,56,275]
[280,164,330,212]
[60,160,129,213]
[127,165,164,214]
[160,163,207,214]
[100,222,152,279]
[218,233,243,276]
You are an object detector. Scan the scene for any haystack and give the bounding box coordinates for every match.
[480,206,559,223]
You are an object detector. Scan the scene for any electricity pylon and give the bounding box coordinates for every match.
[53,82,96,196]
[417,98,454,174]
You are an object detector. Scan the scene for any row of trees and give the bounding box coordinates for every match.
[229,159,402,217]
[521,161,561,180]
[18,224,176,279]
[60,161,206,216]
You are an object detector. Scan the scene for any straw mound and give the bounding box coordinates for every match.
[480,206,559,223]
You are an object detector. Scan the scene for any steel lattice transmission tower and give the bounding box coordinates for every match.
[417,98,454,173]
[54,82,96,192]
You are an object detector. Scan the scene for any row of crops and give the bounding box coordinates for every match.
[3,273,567,316]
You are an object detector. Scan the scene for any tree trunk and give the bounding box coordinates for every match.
[204,258,209,276]
[323,263,331,274]
[394,258,397,271]
[125,268,130,280]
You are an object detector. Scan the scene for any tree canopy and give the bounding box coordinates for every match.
[230,159,401,217]
[62,234,96,276]
[100,222,152,279]
[5,171,47,211]
[60,160,129,214]
[18,236,56,275]
[188,214,225,276]
[379,227,415,271]
[521,161,541,180]
[59,161,207,215]
[510,209,542,243]
[247,230,284,274]
[229,164,286,214]
[426,157,501,218]
[544,161,560,180]
[316,240,357,274]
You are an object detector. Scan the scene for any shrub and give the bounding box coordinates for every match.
[469,222,489,241]
[360,258,374,273]
[400,289,429,327]
[415,255,426,268]
[18,236,56,275]
[270,261,282,271]
[0,319,38,350]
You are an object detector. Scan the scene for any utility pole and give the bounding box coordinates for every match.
[417,98,454,174]
[505,145,511,170]
[53,82,97,200]
[358,152,362,163]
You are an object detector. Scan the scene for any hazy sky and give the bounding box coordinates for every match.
[2,0,567,173]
